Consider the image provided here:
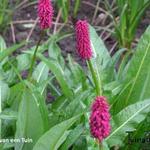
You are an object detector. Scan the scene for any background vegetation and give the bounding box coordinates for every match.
[0,0,150,149]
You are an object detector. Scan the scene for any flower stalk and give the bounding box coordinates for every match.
[27,30,44,80]
[87,59,102,96]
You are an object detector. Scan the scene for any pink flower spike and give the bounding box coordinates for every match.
[38,0,53,30]
[89,96,111,143]
[75,20,92,60]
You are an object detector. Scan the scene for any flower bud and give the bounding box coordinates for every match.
[38,0,53,29]
[75,20,92,60]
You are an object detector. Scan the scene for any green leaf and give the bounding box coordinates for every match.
[112,26,150,114]
[106,99,150,146]
[60,124,84,150]
[0,35,6,51]
[48,42,65,68]
[3,143,15,149]
[0,41,26,62]
[115,0,150,47]
[73,0,80,17]
[56,0,69,22]
[117,51,132,80]
[73,135,87,150]
[89,25,115,85]
[33,115,82,150]
[0,80,9,138]
[0,109,17,120]
[38,54,73,98]
[49,89,91,129]
[15,89,49,150]
[48,42,61,60]
[0,81,9,108]
[123,112,150,149]
[68,55,87,89]
[32,62,49,83]
[65,90,92,116]
[89,25,111,68]
[17,54,31,71]
[7,82,24,110]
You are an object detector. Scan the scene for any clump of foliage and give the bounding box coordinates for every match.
[114,0,150,49]
[0,0,150,150]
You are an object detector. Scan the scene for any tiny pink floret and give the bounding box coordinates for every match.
[89,96,111,142]
[38,0,53,29]
[75,20,92,60]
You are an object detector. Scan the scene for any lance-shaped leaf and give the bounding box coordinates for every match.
[0,41,26,62]
[112,26,150,114]
[38,53,73,98]
[33,115,82,150]
[15,89,49,150]
[106,99,150,147]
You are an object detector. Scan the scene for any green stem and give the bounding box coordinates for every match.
[27,30,44,80]
[99,142,104,150]
[87,59,102,96]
